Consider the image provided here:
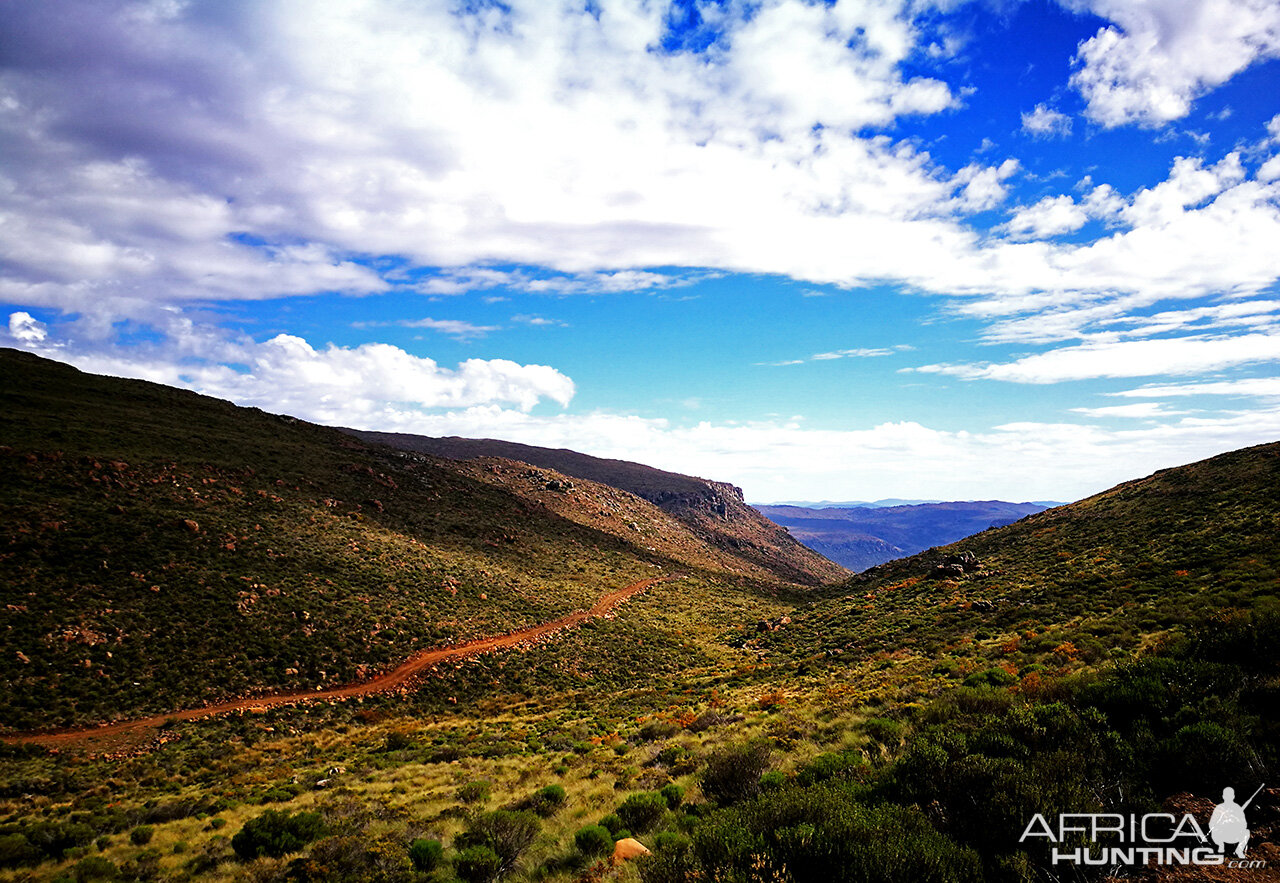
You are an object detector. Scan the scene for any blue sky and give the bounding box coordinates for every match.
[3,0,1280,502]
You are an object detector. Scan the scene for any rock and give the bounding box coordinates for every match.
[181,519,200,533]
[612,838,651,862]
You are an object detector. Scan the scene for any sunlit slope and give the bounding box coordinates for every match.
[349,430,848,586]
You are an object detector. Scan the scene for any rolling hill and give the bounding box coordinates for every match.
[3,347,1279,883]
[0,349,836,730]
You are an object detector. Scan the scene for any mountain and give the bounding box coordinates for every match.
[759,498,943,508]
[0,349,838,730]
[755,500,1052,571]
[346,430,847,587]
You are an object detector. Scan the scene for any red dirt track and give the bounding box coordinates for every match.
[4,576,666,754]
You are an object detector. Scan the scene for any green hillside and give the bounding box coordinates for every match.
[1,351,1277,883]
[762,441,1280,668]
[0,350,819,730]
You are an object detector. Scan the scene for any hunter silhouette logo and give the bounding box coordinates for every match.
[1209,784,1263,858]
[1020,782,1268,869]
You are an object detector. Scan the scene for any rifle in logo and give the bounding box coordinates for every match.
[1207,783,1264,859]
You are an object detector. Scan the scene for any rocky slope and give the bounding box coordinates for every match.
[348,431,847,586]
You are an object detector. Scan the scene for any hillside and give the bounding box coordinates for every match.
[762,441,1280,665]
[348,430,847,586]
[0,350,832,730]
[756,500,1050,571]
[3,350,1278,883]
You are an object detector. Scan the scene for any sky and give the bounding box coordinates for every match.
[2,0,1280,504]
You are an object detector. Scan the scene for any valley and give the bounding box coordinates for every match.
[1,350,1277,883]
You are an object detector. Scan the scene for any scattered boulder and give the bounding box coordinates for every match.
[612,838,651,862]
[181,519,200,534]
[930,551,981,579]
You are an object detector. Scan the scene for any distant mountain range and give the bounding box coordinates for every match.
[761,498,1066,509]
[755,500,1057,571]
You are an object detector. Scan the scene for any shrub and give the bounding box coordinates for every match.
[617,792,667,834]
[72,855,118,881]
[660,783,684,809]
[0,833,38,867]
[230,809,325,860]
[796,750,864,787]
[574,825,613,857]
[701,741,773,806]
[455,845,503,883]
[454,810,540,869]
[129,826,154,847]
[456,780,492,804]
[963,668,1018,689]
[598,814,623,834]
[408,837,443,872]
[526,784,566,817]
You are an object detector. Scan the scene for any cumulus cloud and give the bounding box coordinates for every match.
[1021,103,1073,137]
[1067,0,1280,127]
[8,314,575,421]
[1004,195,1089,239]
[7,311,48,344]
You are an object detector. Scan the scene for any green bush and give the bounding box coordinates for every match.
[641,783,981,883]
[598,814,623,834]
[408,837,443,872]
[230,809,325,860]
[455,845,503,883]
[456,780,492,804]
[796,750,864,787]
[72,855,118,882]
[963,668,1018,689]
[129,826,153,847]
[526,784,567,817]
[660,783,684,809]
[574,825,613,857]
[454,810,540,869]
[617,792,667,834]
[0,833,39,868]
[700,741,772,806]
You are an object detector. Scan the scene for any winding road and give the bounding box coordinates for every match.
[4,576,666,754]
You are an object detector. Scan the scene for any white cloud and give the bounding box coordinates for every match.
[1069,401,1184,418]
[914,332,1280,383]
[7,311,48,344]
[1067,0,1280,127]
[9,319,574,421]
[1108,377,1280,398]
[1005,195,1089,239]
[1021,103,1073,137]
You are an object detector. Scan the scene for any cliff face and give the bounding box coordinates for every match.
[347,431,848,586]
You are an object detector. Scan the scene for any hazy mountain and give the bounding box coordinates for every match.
[756,500,1053,571]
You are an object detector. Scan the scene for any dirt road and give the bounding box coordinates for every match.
[4,576,665,754]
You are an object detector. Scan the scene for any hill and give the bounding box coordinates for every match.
[0,349,834,730]
[3,348,1278,883]
[756,500,1051,571]
[347,430,847,586]
[761,441,1280,665]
